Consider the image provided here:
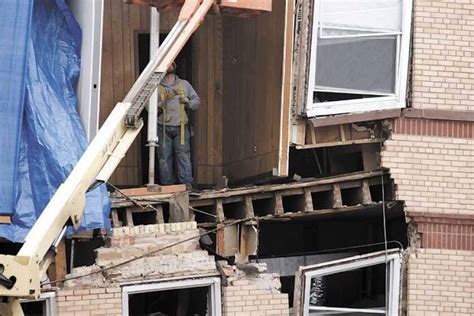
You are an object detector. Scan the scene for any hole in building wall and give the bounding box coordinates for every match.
[192,204,216,224]
[369,183,394,203]
[132,210,158,226]
[312,191,334,210]
[341,187,363,206]
[289,146,365,179]
[128,287,210,316]
[66,237,106,272]
[223,200,245,219]
[256,205,407,309]
[282,194,306,213]
[162,202,171,223]
[252,197,276,216]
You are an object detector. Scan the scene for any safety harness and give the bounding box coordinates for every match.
[159,80,186,145]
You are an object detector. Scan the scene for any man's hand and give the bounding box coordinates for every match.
[179,96,190,105]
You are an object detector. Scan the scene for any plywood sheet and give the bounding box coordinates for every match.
[222,0,286,181]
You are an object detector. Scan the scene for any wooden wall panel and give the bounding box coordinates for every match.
[100,2,286,187]
[223,1,286,181]
[159,13,224,186]
[99,1,150,186]
[192,16,224,185]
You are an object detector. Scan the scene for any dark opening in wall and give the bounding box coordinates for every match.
[314,91,379,103]
[341,187,363,206]
[289,145,367,179]
[252,197,276,216]
[256,202,407,309]
[223,200,246,219]
[312,191,334,210]
[369,183,394,203]
[128,287,209,316]
[21,300,47,316]
[66,236,105,271]
[192,204,217,224]
[132,210,158,225]
[282,194,306,213]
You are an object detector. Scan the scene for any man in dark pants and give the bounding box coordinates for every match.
[157,62,200,190]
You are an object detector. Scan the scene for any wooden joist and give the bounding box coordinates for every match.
[188,170,392,224]
[109,170,393,227]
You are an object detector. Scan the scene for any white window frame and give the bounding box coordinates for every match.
[306,0,413,117]
[20,291,57,316]
[68,0,104,141]
[121,277,222,316]
[300,250,401,316]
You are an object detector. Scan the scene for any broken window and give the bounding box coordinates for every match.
[306,0,412,116]
[122,277,222,316]
[294,250,401,315]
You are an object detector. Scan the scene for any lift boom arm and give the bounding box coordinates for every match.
[0,0,213,314]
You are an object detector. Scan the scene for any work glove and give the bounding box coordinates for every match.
[179,96,190,106]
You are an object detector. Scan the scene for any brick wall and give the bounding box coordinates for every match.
[65,222,217,288]
[382,133,474,215]
[412,0,474,112]
[407,248,474,315]
[222,278,289,315]
[57,287,122,316]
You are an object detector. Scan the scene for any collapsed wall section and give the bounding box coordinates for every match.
[65,222,216,288]
[55,221,289,315]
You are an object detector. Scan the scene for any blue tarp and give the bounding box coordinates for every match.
[0,0,111,242]
[0,1,33,220]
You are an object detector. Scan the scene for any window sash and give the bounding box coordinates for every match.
[306,0,412,116]
[301,251,401,316]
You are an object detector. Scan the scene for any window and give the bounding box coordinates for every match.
[121,277,222,316]
[20,292,57,316]
[295,250,401,315]
[306,0,412,116]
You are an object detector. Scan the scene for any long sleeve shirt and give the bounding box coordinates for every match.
[157,75,200,126]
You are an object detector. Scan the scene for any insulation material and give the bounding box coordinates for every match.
[0,0,110,242]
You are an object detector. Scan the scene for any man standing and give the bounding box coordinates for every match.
[157,62,200,189]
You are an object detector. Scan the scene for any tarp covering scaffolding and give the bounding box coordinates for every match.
[0,0,110,242]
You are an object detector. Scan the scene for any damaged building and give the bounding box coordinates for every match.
[1,0,473,315]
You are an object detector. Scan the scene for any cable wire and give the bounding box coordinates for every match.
[380,131,390,314]
[42,217,250,286]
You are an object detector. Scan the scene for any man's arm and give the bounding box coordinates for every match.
[183,80,200,110]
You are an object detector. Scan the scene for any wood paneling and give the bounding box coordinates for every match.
[100,1,150,186]
[192,15,224,185]
[100,2,287,187]
[223,1,286,181]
